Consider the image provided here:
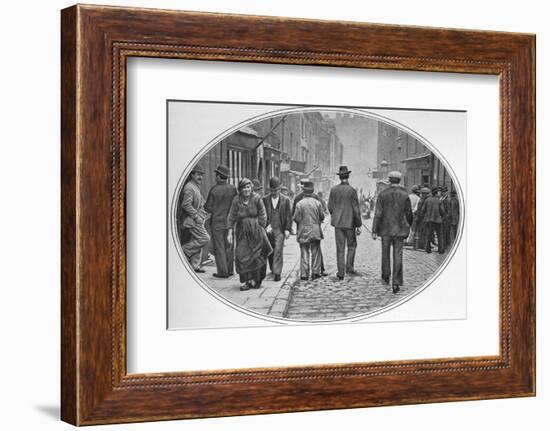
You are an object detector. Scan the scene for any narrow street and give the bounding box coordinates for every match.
[197,217,448,321]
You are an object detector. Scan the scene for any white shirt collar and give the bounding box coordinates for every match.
[271,195,280,208]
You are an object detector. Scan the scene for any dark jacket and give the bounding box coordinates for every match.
[204,181,237,229]
[450,196,460,225]
[372,185,413,237]
[328,183,362,228]
[419,196,445,224]
[262,194,292,232]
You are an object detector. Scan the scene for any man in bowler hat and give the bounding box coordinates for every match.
[180,164,210,272]
[262,177,292,282]
[372,171,413,293]
[328,166,362,280]
[204,165,237,278]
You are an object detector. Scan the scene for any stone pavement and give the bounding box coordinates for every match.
[284,218,448,321]
[197,218,450,321]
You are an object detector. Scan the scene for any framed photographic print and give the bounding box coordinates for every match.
[61,4,535,425]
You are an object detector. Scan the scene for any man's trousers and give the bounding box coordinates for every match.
[300,240,321,278]
[381,236,404,286]
[335,227,357,278]
[211,224,233,276]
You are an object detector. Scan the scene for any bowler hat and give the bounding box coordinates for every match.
[269,177,282,191]
[302,180,314,192]
[214,164,230,178]
[336,166,352,176]
[190,164,205,175]
[420,187,430,194]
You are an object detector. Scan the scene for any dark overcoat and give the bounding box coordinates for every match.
[204,181,237,229]
[372,185,413,237]
[327,183,362,228]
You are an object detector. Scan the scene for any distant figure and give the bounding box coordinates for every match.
[252,179,263,197]
[328,166,362,280]
[281,185,289,197]
[204,165,237,278]
[262,177,292,282]
[227,178,273,291]
[414,187,431,249]
[180,164,210,273]
[440,186,451,251]
[449,190,460,245]
[406,185,421,245]
[372,171,413,293]
[419,186,446,254]
[294,181,325,281]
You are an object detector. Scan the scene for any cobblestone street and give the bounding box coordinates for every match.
[285,218,448,321]
[197,217,449,322]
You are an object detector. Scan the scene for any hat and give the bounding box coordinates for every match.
[420,187,430,194]
[269,177,282,191]
[336,166,352,176]
[302,180,314,192]
[411,184,420,192]
[190,164,205,175]
[251,179,262,191]
[388,171,402,180]
[238,178,252,192]
[300,177,311,184]
[214,164,230,178]
[281,185,289,192]
[431,186,440,194]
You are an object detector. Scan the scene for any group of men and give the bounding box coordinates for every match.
[406,184,460,254]
[179,162,459,296]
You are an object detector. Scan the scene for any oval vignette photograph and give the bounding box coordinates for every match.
[168,102,466,328]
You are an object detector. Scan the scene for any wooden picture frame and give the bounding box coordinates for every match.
[61,4,535,425]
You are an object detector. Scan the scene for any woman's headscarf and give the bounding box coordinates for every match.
[238,178,252,193]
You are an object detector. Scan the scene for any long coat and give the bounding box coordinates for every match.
[293,196,325,244]
[262,194,292,232]
[372,185,413,238]
[327,183,362,228]
[227,194,273,276]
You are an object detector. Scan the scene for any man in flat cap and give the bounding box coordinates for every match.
[204,165,237,278]
[294,181,325,281]
[262,177,292,282]
[328,166,362,280]
[180,164,210,272]
[419,186,446,254]
[372,171,413,293]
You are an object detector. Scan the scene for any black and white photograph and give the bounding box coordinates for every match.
[168,102,466,328]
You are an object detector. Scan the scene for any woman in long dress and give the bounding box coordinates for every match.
[227,178,273,291]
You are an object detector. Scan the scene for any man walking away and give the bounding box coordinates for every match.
[180,164,210,272]
[328,166,362,280]
[292,178,328,276]
[419,187,446,254]
[294,181,325,281]
[262,177,292,282]
[204,165,237,278]
[372,171,413,294]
